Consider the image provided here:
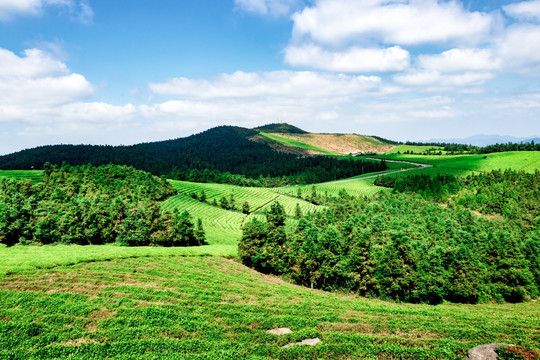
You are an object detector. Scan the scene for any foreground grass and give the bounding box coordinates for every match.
[0,244,236,275]
[0,251,538,360]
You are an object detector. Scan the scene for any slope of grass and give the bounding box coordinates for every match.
[377,151,540,175]
[168,180,321,217]
[163,181,323,245]
[261,132,396,155]
[276,178,387,199]
[259,132,338,155]
[385,145,445,155]
[0,244,236,276]
[0,170,44,182]
[0,250,538,359]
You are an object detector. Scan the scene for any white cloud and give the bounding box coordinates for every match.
[394,70,495,88]
[0,0,41,20]
[417,48,500,73]
[291,0,493,46]
[504,0,540,21]
[149,70,381,99]
[234,0,300,16]
[495,24,540,72]
[0,47,94,108]
[284,44,410,72]
[0,0,93,23]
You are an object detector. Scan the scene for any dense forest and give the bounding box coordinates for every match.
[0,126,387,186]
[240,170,539,304]
[0,164,205,247]
[254,123,308,134]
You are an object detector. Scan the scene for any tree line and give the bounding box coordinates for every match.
[0,163,205,247]
[240,170,539,304]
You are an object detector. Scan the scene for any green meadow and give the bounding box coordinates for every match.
[0,250,538,359]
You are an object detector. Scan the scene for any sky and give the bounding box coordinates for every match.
[0,0,539,155]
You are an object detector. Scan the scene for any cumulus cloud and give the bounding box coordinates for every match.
[504,0,540,21]
[234,0,301,16]
[0,0,93,23]
[290,0,493,46]
[417,48,501,73]
[284,44,410,72]
[0,47,94,108]
[394,70,495,88]
[495,24,540,72]
[149,70,381,99]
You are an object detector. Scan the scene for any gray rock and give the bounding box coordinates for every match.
[465,343,514,360]
[267,328,292,335]
[282,337,321,349]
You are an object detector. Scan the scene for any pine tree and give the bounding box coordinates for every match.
[295,203,302,218]
[242,201,250,214]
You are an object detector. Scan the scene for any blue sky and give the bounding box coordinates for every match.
[0,0,539,154]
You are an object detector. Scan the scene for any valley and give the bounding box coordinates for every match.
[0,124,538,359]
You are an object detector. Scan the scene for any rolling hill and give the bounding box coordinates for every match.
[0,124,393,184]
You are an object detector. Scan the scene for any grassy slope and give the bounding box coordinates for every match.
[163,180,324,245]
[260,132,395,155]
[375,151,540,177]
[259,132,337,155]
[0,250,538,359]
[0,170,44,182]
[385,145,445,155]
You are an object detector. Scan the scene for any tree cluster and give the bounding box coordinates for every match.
[0,163,205,247]
[375,174,461,202]
[240,170,539,304]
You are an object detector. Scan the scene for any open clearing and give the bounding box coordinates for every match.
[260,132,395,155]
[0,248,538,359]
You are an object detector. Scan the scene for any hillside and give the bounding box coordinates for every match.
[259,131,396,155]
[0,246,538,359]
[0,125,388,185]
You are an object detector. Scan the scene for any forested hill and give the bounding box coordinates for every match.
[0,126,276,174]
[0,125,387,185]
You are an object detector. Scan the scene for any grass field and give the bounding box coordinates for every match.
[385,145,446,155]
[0,248,538,359]
[0,170,44,182]
[375,151,540,177]
[276,178,387,199]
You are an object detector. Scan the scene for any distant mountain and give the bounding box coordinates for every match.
[428,134,540,147]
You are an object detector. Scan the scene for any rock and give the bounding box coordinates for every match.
[282,337,321,349]
[267,328,292,335]
[465,343,514,360]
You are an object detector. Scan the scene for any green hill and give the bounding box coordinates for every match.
[0,245,538,359]
[0,125,387,186]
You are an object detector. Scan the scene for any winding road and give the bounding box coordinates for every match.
[323,157,432,185]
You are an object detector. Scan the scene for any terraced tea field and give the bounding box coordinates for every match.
[0,170,44,182]
[169,180,321,216]
[277,178,387,199]
[163,181,324,245]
